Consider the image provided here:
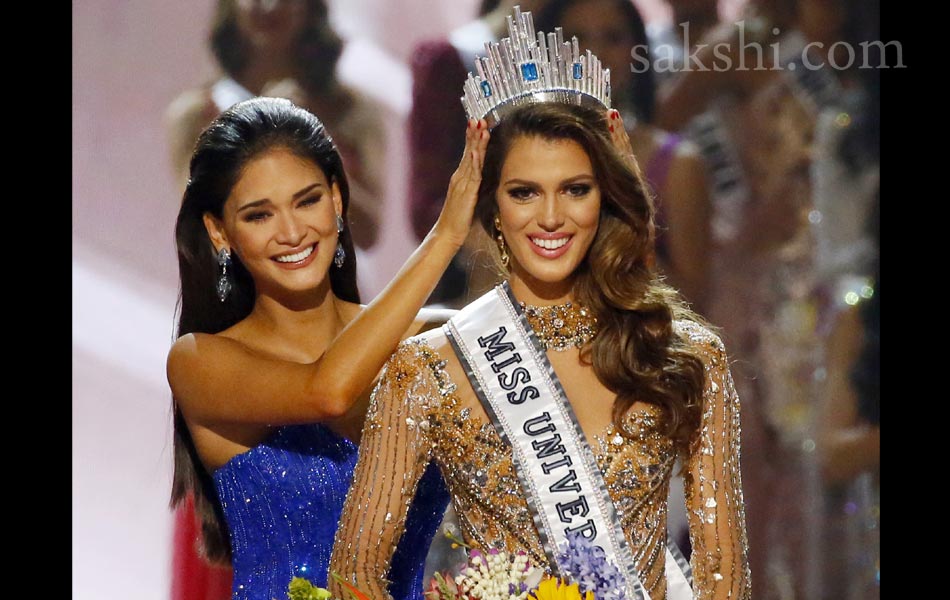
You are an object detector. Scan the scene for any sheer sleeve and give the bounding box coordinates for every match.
[682,325,752,599]
[329,340,440,600]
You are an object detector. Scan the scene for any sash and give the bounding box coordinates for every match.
[445,282,694,600]
[685,108,750,245]
[776,31,843,112]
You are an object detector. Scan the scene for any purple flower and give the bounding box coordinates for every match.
[557,531,626,600]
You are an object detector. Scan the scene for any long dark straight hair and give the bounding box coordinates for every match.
[170,97,359,563]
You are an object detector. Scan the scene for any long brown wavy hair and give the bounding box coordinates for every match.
[171,97,359,563]
[475,102,707,455]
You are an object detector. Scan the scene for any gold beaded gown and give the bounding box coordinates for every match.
[330,317,751,600]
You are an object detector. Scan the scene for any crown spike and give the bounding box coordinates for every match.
[523,10,536,47]
[594,55,602,102]
[538,32,554,88]
[499,38,517,91]
[486,43,508,100]
[561,41,572,92]
[581,54,589,96]
[506,14,522,63]
[587,49,594,96]
[460,6,612,126]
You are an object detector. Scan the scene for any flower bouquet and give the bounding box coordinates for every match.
[425,545,542,600]
[425,528,625,600]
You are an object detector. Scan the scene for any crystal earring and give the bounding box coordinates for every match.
[493,215,509,269]
[216,248,232,302]
[333,214,346,268]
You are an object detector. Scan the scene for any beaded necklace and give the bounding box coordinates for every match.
[520,300,598,351]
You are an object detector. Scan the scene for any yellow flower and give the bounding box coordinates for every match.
[530,577,594,600]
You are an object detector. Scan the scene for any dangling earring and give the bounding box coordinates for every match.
[216,248,232,302]
[333,214,346,268]
[493,215,509,269]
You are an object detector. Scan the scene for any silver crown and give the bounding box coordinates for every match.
[461,5,612,128]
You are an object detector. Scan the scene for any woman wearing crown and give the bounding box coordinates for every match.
[329,8,750,600]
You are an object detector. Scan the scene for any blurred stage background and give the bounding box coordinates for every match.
[73,0,875,598]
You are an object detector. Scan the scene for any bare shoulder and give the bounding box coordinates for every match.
[166,332,209,401]
[167,331,207,371]
[166,332,247,393]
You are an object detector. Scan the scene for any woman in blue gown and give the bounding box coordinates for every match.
[167,96,489,599]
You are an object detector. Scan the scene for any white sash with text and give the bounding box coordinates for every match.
[445,283,694,600]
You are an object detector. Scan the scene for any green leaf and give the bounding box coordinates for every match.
[287,576,333,600]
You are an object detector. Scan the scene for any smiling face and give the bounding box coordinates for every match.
[203,146,342,301]
[495,135,602,302]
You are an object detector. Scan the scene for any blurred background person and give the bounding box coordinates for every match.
[166,0,385,254]
[816,242,879,600]
[654,2,818,596]
[654,0,884,596]
[647,0,722,92]
[809,1,880,596]
[757,1,881,596]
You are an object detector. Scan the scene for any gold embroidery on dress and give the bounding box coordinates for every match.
[330,320,751,600]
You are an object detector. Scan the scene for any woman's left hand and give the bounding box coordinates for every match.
[606,109,640,175]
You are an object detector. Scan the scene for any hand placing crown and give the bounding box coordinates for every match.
[460,4,612,129]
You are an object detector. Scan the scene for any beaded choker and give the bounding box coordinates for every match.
[520,300,598,351]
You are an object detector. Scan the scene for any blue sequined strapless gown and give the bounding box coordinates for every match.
[213,423,449,600]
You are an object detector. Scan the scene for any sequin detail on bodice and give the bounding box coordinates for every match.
[395,344,678,595]
[331,320,751,600]
[214,423,448,600]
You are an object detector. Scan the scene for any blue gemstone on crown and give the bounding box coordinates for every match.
[459,6,612,127]
[521,62,539,82]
